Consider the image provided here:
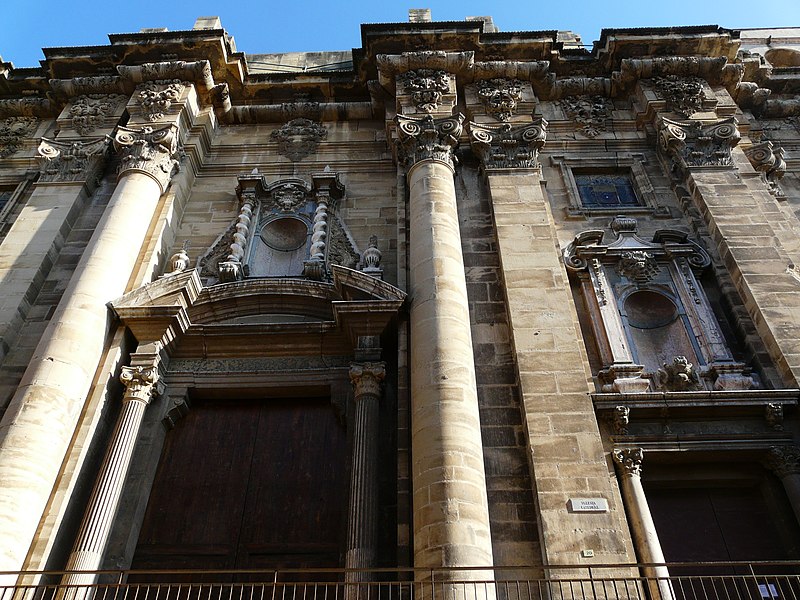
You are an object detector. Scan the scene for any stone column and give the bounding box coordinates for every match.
[0,124,179,577]
[396,113,496,579]
[613,449,674,600]
[60,351,162,595]
[345,362,385,588]
[765,446,800,526]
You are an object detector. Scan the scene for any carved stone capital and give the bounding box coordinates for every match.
[765,446,800,478]
[120,365,160,404]
[350,362,386,399]
[113,124,179,193]
[613,447,644,477]
[37,136,109,184]
[396,113,463,170]
[658,117,740,170]
[468,119,547,170]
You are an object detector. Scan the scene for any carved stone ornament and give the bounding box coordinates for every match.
[397,68,450,112]
[612,447,644,477]
[163,240,191,277]
[69,94,126,135]
[559,95,613,138]
[745,140,787,198]
[765,446,800,478]
[328,215,360,271]
[120,365,160,404]
[271,118,327,162]
[361,235,383,278]
[271,183,307,212]
[468,119,547,170]
[613,405,630,435]
[113,124,180,193]
[766,403,784,431]
[0,117,38,158]
[476,78,523,122]
[37,137,109,184]
[396,114,463,170]
[616,250,658,284]
[0,97,52,118]
[652,76,707,117]
[656,356,701,391]
[136,80,186,122]
[350,362,386,399]
[659,117,741,169]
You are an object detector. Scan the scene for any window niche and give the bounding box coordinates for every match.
[552,154,669,219]
[564,216,755,393]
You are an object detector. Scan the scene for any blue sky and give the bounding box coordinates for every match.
[2,0,799,68]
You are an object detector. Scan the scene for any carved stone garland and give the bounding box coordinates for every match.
[271,118,327,162]
[659,117,741,170]
[37,137,109,184]
[69,94,126,135]
[0,117,38,158]
[652,75,706,118]
[558,95,614,138]
[476,78,522,122]
[136,80,187,122]
[397,69,450,113]
[468,119,547,170]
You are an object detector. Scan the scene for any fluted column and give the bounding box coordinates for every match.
[765,446,800,526]
[60,355,162,596]
[613,449,674,600]
[396,114,495,578]
[0,124,180,577]
[346,362,385,588]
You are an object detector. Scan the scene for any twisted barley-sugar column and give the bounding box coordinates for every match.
[397,114,495,589]
[0,125,179,580]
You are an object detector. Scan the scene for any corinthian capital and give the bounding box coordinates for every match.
[350,362,386,400]
[396,113,463,170]
[468,119,547,170]
[113,124,179,193]
[658,116,740,170]
[37,136,109,184]
[765,446,800,478]
[613,447,644,477]
[120,365,161,404]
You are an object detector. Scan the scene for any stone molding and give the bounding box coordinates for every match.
[0,117,38,158]
[270,118,327,162]
[658,116,741,170]
[135,81,187,122]
[376,51,474,91]
[50,76,126,97]
[36,136,109,184]
[117,60,214,89]
[395,113,463,170]
[120,365,161,405]
[113,124,179,193]
[68,94,127,135]
[613,447,644,477]
[350,362,386,399]
[765,446,800,478]
[0,97,54,118]
[615,56,741,90]
[468,119,547,170]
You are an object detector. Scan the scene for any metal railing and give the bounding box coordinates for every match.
[1,563,798,600]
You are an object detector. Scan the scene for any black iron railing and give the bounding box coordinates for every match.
[1,563,798,600]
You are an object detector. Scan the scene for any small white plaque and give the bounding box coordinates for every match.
[568,498,609,513]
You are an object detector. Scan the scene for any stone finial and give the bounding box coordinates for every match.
[396,113,463,170]
[113,124,180,193]
[120,365,161,404]
[468,119,547,170]
[37,136,109,184]
[362,236,383,278]
[164,240,191,276]
[658,116,741,170]
[350,362,386,399]
[613,447,644,477]
[765,446,800,478]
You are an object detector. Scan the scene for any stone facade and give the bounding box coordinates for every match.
[1,12,800,591]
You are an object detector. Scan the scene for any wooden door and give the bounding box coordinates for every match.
[131,397,348,577]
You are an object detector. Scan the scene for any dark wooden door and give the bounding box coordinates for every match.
[132,397,348,576]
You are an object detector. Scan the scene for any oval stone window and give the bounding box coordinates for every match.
[261,217,308,251]
[624,290,678,329]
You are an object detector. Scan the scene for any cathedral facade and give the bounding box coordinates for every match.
[1,11,800,599]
